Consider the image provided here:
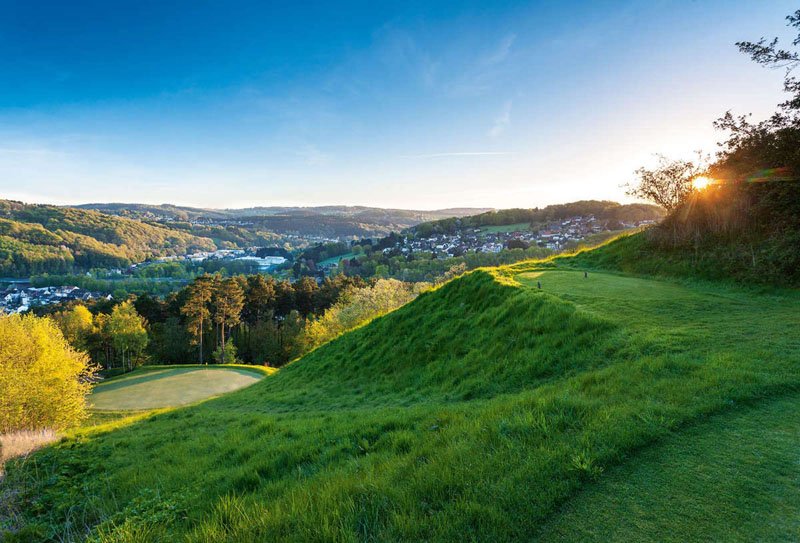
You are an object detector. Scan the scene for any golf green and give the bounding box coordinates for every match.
[89,367,264,410]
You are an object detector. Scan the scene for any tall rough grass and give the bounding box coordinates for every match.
[1,429,58,465]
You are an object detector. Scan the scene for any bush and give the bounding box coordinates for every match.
[304,279,428,350]
[213,342,241,364]
[0,314,96,433]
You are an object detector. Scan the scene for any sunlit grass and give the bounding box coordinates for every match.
[3,249,799,542]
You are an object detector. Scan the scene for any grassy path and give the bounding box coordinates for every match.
[534,392,800,542]
[89,366,264,410]
[515,269,800,541]
[516,269,800,352]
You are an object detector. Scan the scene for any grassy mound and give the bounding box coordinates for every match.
[4,263,800,542]
[246,270,625,411]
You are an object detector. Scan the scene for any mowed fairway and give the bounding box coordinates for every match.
[89,366,264,410]
[514,268,800,540]
[515,268,799,348]
[534,392,800,542]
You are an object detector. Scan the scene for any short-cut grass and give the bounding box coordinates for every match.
[534,392,800,542]
[317,252,357,266]
[88,366,266,410]
[4,238,800,542]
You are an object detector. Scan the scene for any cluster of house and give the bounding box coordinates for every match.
[0,284,111,314]
[389,216,657,258]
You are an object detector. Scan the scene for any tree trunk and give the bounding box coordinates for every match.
[221,322,226,364]
[199,315,204,365]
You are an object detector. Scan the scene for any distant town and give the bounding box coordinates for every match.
[399,215,654,257]
[0,284,112,314]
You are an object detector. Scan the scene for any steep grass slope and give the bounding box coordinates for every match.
[4,264,800,542]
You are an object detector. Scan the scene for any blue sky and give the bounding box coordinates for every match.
[0,0,795,209]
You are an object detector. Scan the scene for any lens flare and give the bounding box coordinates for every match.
[693,176,712,190]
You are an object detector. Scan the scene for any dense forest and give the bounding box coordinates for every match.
[40,272,424,371]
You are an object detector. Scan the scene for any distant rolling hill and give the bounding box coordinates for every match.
[0,200,493,277]
[75,203,493,226]
[0,200,216,277]
[408,200,664,236]
[73,203,494,241]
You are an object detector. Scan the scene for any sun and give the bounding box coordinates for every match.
[693,176,712,190]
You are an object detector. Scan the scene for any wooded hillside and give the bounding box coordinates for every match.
[0,201,216,277]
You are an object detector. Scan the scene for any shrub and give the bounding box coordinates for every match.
[213,342,241,364]
[0,314,96,433]
[303,279,428,350]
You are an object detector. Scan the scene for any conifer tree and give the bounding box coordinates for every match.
[213,277,245,364]
[181,275,214,364]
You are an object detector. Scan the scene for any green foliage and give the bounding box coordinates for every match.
[299,241,351,264]
[108,302,149,372]
[213,278,244,365]
[0,200,216,277]
[146,317,194,365]
[332,245,553,283]
[212,342,241,365]
[304,279,427,351]
[30,273,186,296]
[182,276,214,364]
[51,306,94,351]
[0,314,96,432]
[565,184,800,287]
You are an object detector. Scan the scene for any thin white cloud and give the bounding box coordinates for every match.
[482,33,516,66]
[446,33,517,97]
[376,27,439,89]
[488,100,512,138]
[401,151,514,158]
[295,143,332,166]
